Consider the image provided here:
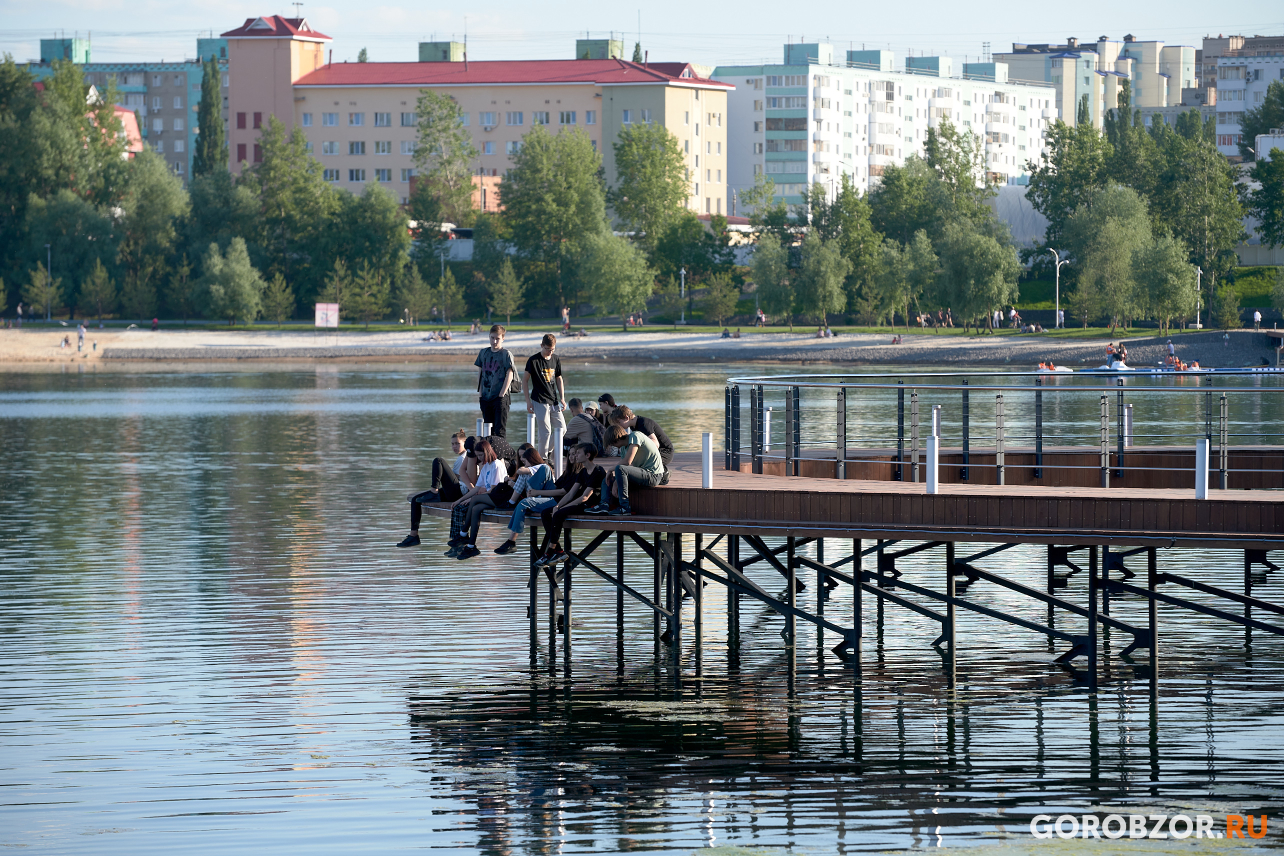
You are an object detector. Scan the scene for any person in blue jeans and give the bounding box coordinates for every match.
[491,445,589,555]
[458,447,551,560]
[585,424,663,516]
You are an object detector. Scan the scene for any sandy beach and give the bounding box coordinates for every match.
[0,324,1277,369]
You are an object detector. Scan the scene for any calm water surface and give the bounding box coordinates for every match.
[3,362,1284,855]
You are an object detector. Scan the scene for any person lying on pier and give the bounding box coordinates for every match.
[608,405,673,484]
[457,447,553,560]
[494,443,593,556]
[585,425,663,516]
[534,444,603,567]
[444,440,508,559]
[397,430,474,548]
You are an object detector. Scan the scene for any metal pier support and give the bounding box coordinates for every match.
[1088,546,1099,689]
[563,530,572,676]
[961,379,970,481]
[945,541,956,686]
[836,388,847,480]
[896,382,905,481]
[694,533,703,679]
[910,392,920,483]
[1099,396,1110,489]
[653,533,661,656]
[1034,377,1043,479]
[1148,547,1158,695]
[995,394,1005,486]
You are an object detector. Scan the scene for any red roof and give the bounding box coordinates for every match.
[293,58,732,89]
[113,105,144,156]
[221,16,330,41]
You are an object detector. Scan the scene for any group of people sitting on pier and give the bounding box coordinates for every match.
[394,324,673,564]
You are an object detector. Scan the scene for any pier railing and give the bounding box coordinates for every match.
[724,371,1284,490]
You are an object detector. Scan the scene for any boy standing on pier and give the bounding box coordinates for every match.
[475,325,515,438]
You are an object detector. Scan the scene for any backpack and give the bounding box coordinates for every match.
[577,413,607,456]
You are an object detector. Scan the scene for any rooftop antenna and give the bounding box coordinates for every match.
[292,1,303,18]
[464,16,468,70]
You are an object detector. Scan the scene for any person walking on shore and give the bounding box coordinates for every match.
[523,333,565,460]
[475,325,515,438]
[77,323,85,352]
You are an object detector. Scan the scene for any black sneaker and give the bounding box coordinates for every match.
[395,534,421,548]
[456,544,481,560]
[583,503,611,515]
[538,547,565,567]
[444,544,462,558]
[608,504,631,516]
[494,540,518,555]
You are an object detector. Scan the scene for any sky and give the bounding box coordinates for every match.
[1,0,1281,69]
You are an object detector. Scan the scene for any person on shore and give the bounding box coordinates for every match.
[722,328,731,339]
[1255,310,1262,331]
[493,445,588,555]
[1167,339,1176,362]
[561,305,571,333]
[733,328,741,339]
[397,430,473,548]
[152,317,159,332]
[475,325,515,438]
[444,439,508,559]
[564,398,607,455]
[77,323,85,352]
[457,447,552,560]
[523,333,565,460]
[608,405,673,483]
[586,425,663,516]
[946,308,954,328]
[533,444,605,567]
[15,303,21,328]
[1106,343,1116,362]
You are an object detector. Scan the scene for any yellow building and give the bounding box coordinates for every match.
[221,17,731,214]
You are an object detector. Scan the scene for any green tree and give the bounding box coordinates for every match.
[24,189,118,316]
[793,232,850,325]
[576,231,653,328]
[1062,184,1152,330]
[394,264,433,325]
[653,211,734,283]
[1025,119,1112,248]
[751,232,792,329]
[655,275,683,328]
[199,237,264,325]
[183,170,261,267]
[119,268,157,320]
[935,220,1020,331]
[80,259,116,323]
[21,262,62,320]
[1212,280,1241,330]
[1246,150,1284,249]
[501,125,606,309]
[701,271,740,328]
[413,90,478,227]
[331,184,409,287]
[802,175,880,316]
[924,119,992,218]
[238,116,338,305]
[320,259,353,317]
[1135,232,1197,334]
[1272,267,1284,318]
[357,47,368,63]
[741,174,793,246]
[487,257,525,324]
[166,256,197,325]
[1240,81,1284,161]
[632,42,643,62]
[434,267,466,328]
[876,230,938,329]
[470,212,508,284]
[117,149,189,297]
[609,121,688,250]
[192,56,225,178]
[1103,80,1160,203]
[868,156,949,243]
[347,262,389,329]
[261,272,295,327]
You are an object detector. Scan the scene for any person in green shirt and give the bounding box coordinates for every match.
[585,425,663,516]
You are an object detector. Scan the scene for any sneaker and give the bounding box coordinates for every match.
[444,544,462,558]
[538,547,565,567]
[608,504,631,516]
[494,540,518,555]
[456,544,481,560]
[395,534,421,548]
[584,503,611,515]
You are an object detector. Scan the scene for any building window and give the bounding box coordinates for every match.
[753,164,762,175]
[174,96,183,109]
[349,112,364,126]
[349,168,366,182]
[174,140,185,153]
[717,169,721,182]
[534,111,550,125]
[706,169,710,181]
[237,143,246,162]
[349,141,366,155]
[591,139,597,151]
[376,168,392,182]
[253,144,262,163]
[705,198,710,213]
[322,141,338,155]
[506,111,523,125]
[717,142,722,154]
[236,112,246,129]
[753,142,763,154]
[479,112,495,126]
[585,110,596,125]
[252,112,261,129]
[155,140,165,153]
[717,198,721,214]
[559,111,576,125]
[753,100,763,111]
[302,112,313,127]
[323,112,338,126]
[622,109,632,124]
[506,141,522,154]
[152,96,161,110]
[174,161,184,175]
[753,121,763,132]
[153,118,164,133]
[174,75,182,86]
[483,141,495,155]
[400,168,415,182]
[375,140,392,154]
[459,113,470,126]
[400,140,416,155]
[685,111,690,125]
[401,112,416,126]
[374,112,391,127]
[323,168,340,181]
[173,119,184,131]
[641,109,651,123]
[304,141,312,153]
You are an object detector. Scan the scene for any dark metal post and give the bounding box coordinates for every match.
[816,538,826,650]
[729,535,740,649]
[563,530,572,676]
[852,538,863,669]
[895,382,905,481]
[836,387,847,480]
[672,534,682,686]
[1204,389,1213,442]
[995,393,1005,486]
[960,379,970,481]
[1099,395,1110,489]
[530,526,538,656]
[724,386,732,470]
[1148,547,1158,696]
[750,385,763,474]
[945,542,956,686]
[653,533,661,656]
[910,391,920,483]
[1115,380,1125,479]
[1034,377,1044,479]
[784,387,795,477]
[616,531,625,632]
[791,386,801,476]
[731,385,741,472]
[1219,393,1228,490]
[1245,549,1253,635]
[694,533,703,678]
[787,536,797,686]
[1088,546,1099,689]
[1101,545,1111,616]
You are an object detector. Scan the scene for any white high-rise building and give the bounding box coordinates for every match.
[713,42,1057,209]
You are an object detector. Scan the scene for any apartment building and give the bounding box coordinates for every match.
[713,43,1056,208]
[221,17,731,214]
[993,35,1195,128]
[26,36,230,183]
[1198,35,1284,107]
[1212,52,1284,158]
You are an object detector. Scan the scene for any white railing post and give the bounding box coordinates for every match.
[476,417,484,437]
[1124,404,1134,448]
[926,405,941,495]
[553,426,564,477]
[482,422,493,438]
[527,412,538,446]
[764,406,772,452]
[701,432,713,489]
[1195,438,1210,499]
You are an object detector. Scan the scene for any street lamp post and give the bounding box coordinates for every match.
[679,267,686,325]
[44,244,52,322]
[1048,248,1069,328]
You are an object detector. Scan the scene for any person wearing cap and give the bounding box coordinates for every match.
[564,398,604,450]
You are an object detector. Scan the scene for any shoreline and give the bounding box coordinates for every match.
[0,327,1276,370]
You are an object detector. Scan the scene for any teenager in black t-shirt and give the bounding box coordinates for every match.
[522,333,566,460]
